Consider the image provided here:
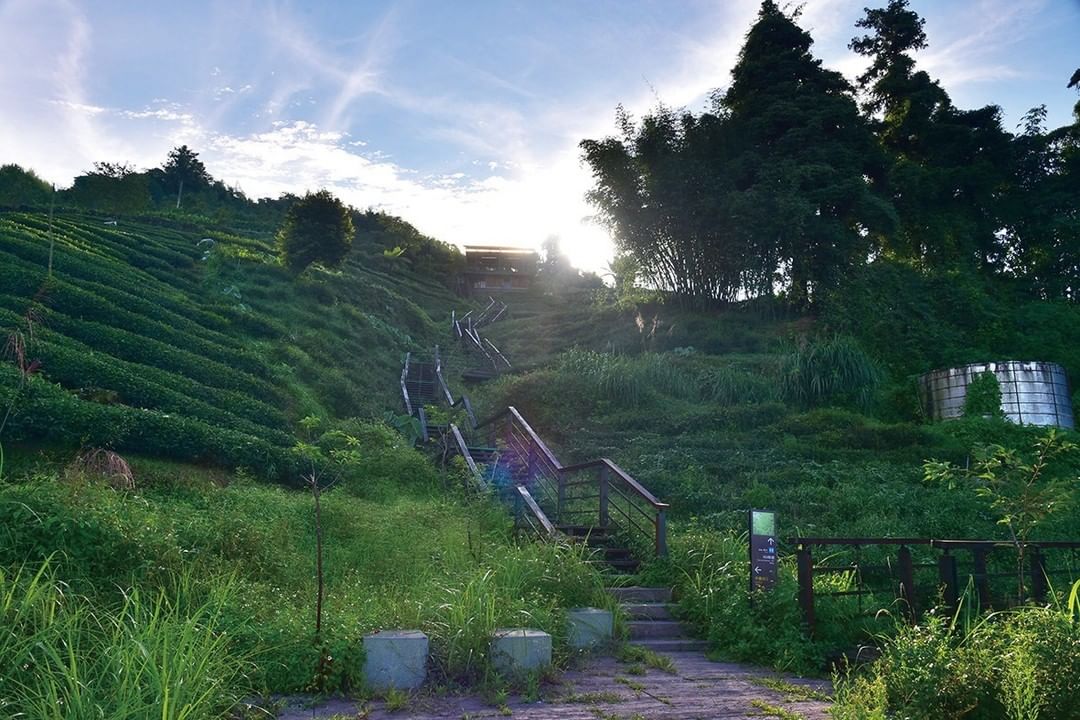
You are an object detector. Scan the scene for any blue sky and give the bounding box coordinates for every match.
[1,0,1078,271]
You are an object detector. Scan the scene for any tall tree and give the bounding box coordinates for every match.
[720,0,895,305]
[278,190,355,272]
[581,105,746,305]
[162,145,211,209]
[850,0,1012,271]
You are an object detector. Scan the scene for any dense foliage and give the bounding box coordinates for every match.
[582,0,1080,307]
[277,190,355,272]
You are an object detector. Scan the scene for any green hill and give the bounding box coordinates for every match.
[0,210,454,478]
[0,210,614,717]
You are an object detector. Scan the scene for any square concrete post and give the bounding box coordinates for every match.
[362,630,428,691]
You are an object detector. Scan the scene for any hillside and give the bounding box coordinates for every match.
[474,279,1080,679]
[0,210,455,478]
[0,210,617,717]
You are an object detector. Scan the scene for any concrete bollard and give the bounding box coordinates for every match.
[490,628,552,674]
[566,607,613,649]
[362,630,428,691]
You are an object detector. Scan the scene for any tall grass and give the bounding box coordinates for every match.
[832,582,1080,720]
[428,540,611,681]
[556,349,699,408]
[1,560,248,720]
[777,334,882,410]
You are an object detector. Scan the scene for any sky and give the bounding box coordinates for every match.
[1,0,1078,273]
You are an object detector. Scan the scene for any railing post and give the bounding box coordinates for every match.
[655,509,667,557]
[556,467,566,524]
[797,545,815,637]
[598,464,610,528]
[973,547,992,609]
[1030,548,1048,603]
[897,545,916,623]
[939,551,959,612]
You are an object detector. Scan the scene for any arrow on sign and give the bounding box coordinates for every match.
[767,538,775,546]
[754,566,762,574]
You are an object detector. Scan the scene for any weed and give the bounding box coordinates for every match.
[749,699,806,719]
[617,644,676,673]
[382,688,409,712]
[560,691,623,704]
[748,676,831,703]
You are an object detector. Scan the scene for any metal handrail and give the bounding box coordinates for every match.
[449,423,483,488]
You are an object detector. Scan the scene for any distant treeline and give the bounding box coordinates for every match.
[0,146,463,280]
[582,0,1080,307]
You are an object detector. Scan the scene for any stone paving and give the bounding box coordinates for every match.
[272,650,832,720]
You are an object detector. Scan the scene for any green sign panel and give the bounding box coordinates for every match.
[749,509,778,593]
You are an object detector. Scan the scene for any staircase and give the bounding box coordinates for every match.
[400,303,670,578]
[559,525,639,574]
[609,586,708,653]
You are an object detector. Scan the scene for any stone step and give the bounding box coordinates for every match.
[621,602,674,620]
[607,586,672,604]
[627,620,685,640]
[632,637,710,653]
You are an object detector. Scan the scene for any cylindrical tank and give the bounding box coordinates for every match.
[918,361,1074,429]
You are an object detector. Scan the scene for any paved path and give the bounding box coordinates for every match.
[273,651,832,719]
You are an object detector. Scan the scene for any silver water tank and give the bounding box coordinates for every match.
[919,361,1074,429]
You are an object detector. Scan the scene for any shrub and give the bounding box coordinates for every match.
[964,371,1004,418]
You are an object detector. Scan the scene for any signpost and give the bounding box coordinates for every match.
[749,509,778,594]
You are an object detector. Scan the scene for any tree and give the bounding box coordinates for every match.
[64,161,150,215]
[718,0,895,305]
[0,164,53,207]
[162,145,211,209]
[850,0,1013,272]
[277,190,355,272]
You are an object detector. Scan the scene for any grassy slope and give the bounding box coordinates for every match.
[477,284,1080,671]
[0,210,454,477]
[0,212,609,716]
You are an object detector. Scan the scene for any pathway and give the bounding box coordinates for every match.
[272,651,832,720]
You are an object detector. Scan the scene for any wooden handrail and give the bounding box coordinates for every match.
[515,485,557,537]
[475,406,669,556]
[560,458,669,510]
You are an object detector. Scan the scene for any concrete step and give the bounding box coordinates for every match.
[607,586,672,604]
[627,620,685,640]
[621,602,674,620]
[632,638,709,653]
[557,525,612,537]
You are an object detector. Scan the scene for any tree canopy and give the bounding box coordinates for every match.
[582,0,1080,306]
[277,189,355,272]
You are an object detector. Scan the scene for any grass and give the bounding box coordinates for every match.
[616,644,677,674]
[474,288,1080,676]
[0,439,612,714]
[748,676,831,703]
[749,699,806,719]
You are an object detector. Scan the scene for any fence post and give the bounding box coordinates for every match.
[973,548,992,609]
[897,545,916,623]
[939,551,959,612]
[797,545,815,637]
[598,464,610,528]
[1030,548,1048,602]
